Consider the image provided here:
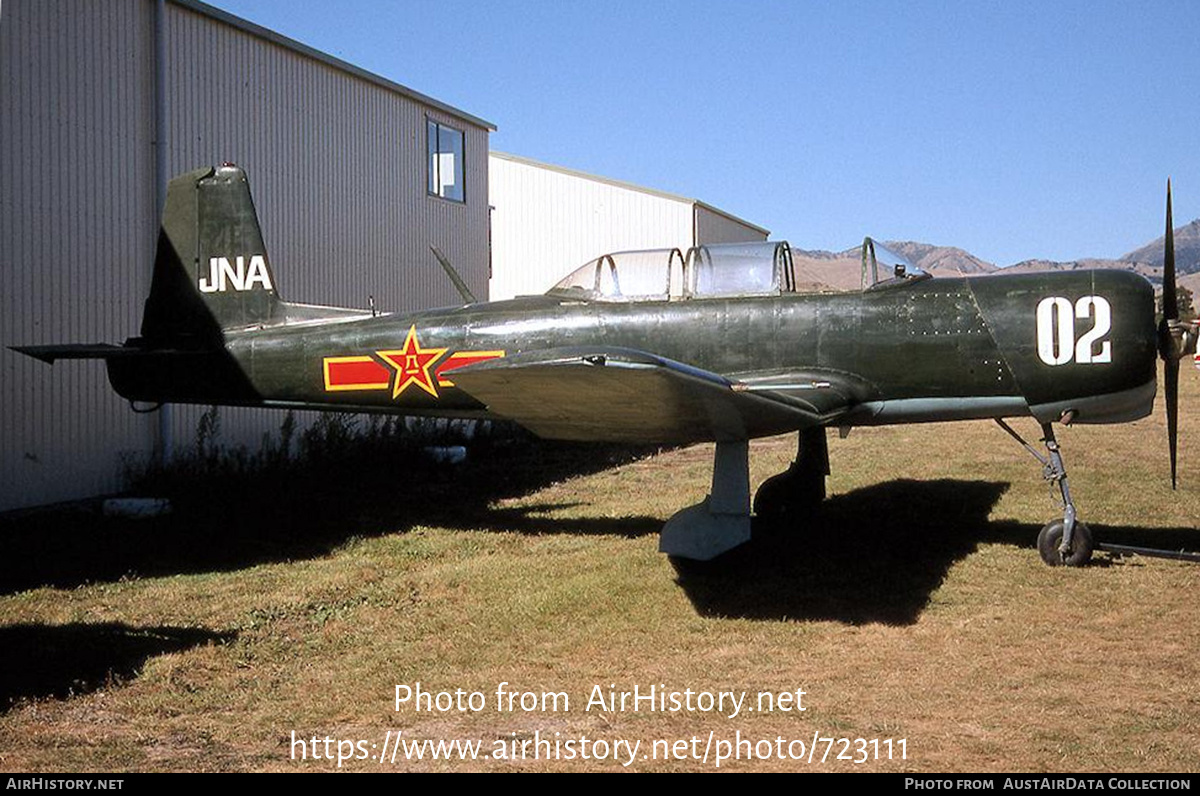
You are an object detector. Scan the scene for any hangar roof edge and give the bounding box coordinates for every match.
[174,0,497,132]
[489,151,769,237]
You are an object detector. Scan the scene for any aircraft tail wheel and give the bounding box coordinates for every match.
[1037,519,1093,567]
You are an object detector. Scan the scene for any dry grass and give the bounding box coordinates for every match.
[1,372,1198,772]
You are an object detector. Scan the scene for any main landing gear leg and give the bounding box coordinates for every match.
[752,427,829,519]
[659,439,751,561]
[995,419,1093,567]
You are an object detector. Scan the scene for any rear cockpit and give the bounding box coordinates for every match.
[546,241,796,302]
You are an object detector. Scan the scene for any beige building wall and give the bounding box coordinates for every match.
[2,0,493,511]
[488,151,768,301]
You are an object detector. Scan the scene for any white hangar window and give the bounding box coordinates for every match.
[428,119,465,202]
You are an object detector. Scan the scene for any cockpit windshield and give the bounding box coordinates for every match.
[860,238,930,290]
[546,241,794,302]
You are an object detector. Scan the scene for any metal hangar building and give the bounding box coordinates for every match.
[1,1,770,512]
[2,0,494,511]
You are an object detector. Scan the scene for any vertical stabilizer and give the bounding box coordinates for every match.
[141,164,283,346]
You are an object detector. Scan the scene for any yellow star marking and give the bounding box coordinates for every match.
[377,326,447,399]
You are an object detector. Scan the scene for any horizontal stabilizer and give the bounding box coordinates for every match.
[10,344,137,365]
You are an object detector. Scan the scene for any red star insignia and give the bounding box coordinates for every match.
[377,326,447,399]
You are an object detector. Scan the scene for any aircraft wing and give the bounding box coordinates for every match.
[448,346,872,443]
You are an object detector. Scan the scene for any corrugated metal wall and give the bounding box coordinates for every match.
[2,0,491,511]
[2,0,160,509]
[488,153,695,301]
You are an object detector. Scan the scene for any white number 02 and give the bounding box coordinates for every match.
[1036,295,1112,366]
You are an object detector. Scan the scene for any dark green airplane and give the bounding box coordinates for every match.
[15,165,1198,564]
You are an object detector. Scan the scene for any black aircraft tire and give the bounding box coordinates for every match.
[753,472,824,522]
[752,475,787,520]
[1037,519,1094,567]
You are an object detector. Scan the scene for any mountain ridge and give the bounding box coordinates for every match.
[787,220,1200,291]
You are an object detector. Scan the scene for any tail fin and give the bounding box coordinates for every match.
[141,164,283,346]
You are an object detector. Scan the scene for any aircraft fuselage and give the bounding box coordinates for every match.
[108,267,1157,440]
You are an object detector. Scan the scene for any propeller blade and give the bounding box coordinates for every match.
[1164,179,1177,323]
[1158,179,1180,489]
[1167,356,1179,489]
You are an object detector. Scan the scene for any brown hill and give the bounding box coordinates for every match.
[1179,271,1200,301]
[790,249,862,292]
[883,241,998,275]
[1122,218,1200,274]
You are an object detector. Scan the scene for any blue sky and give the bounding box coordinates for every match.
[211,0,1200,266]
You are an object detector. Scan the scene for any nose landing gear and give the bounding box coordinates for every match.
[996,419,1094,567]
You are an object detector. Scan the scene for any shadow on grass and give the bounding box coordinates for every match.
[0,623,234,712]
[672,478,1200,625]
[0,437,661,594]
[673,479,1011,625]
[5,436,1195,613]
[469,504,663,538]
